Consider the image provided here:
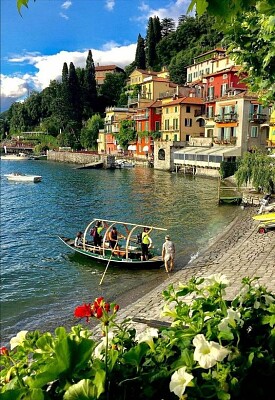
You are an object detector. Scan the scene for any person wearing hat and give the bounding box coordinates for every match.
[162,234,175,272]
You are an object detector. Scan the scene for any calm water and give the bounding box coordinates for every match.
[0,160,240,344]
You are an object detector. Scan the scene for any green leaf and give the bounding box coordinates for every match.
[123,343,148,367]
[0,388,28,400]
[63,379,97,400]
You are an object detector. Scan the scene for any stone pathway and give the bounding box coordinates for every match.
[115,208,275,330]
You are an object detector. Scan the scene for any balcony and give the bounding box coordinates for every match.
[213,137,237,145]
[249,113,268,123]
[214,113,238,123]
[158,89,177,99]
[133,113,149,120]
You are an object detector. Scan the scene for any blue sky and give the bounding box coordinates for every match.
[1,0,190,112]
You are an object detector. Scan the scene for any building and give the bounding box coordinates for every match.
[95,64,125,86]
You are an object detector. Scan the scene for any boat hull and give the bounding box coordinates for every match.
[252,212,275,222]
[59,236,163,269]
[5,174,42,183]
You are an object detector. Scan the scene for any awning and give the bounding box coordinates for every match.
[117,145,122,150]
[128,145,137,151]
[143,145,149,152]
[174,146,242,167]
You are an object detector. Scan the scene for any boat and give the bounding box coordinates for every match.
[252,212,275,222]
[114,159,135,168]
[59,219,167,268]
[1,153,30,161]
[4,173,42,183]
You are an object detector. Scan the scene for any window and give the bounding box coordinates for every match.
[186,105,191,113]
[208,106,214,118]
[185,118,192,127]
[187,73,192,82]
[164,119,169,130]
[173,118,178,130]
[155,121,160,131]
[174,134,178,141]
[166,108,169,114]
[206,68,210,74]
[145,121,149,131]
[207,86,214,100]
[251,126,258,137]
[221,83,228,96]
[223,74,228,79]
[210,77,214,82]
[137,122,141,131]
[158,149,165,160]
[175,106,178,112]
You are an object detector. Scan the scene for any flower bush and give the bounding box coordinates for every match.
[0,275,274,399]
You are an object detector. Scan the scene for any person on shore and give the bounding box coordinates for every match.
[74,231,83,247]
[162,235,175,272]
[141,227,152,261]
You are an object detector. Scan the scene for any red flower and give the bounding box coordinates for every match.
[95,297,104,306]
[0,347,9,356]
[74,303,92,321]
[95,307,103,319]
[114,304,119,313]
[104,303,110,312]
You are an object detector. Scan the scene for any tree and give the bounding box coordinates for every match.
[116,120,136,149]
[99,73,126,106]
[135,34,146,70]
[146,17,162,70]
[161,18,176,37]
[188,0,275,104]
[68,62,82,123]
[235,150,275,193]
[80,114,103,149]
[83,50,97,118]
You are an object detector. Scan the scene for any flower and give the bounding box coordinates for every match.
[74,303,92,321]
[93,332,114,360]
[169,367,194,398]
[218,308,244,333]
[135,327,158,351]
[10,330,28,350]
[204,273,229,286]
[0,347,9,356]
[193,334,230,369]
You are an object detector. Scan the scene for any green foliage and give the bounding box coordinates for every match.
[235,150,275,192]
[1,276,274,399]
[135,34,146,70]
[116,120,136,149]
[99,73,126,106]
[219,161,238,179]
[80,114,104,149]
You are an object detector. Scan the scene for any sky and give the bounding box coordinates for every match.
[0,0,191,113]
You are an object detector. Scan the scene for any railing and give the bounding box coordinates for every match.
[158,89,177,99]
[213,137,237,145]
[214,113,238,123]
[249,113,268,123]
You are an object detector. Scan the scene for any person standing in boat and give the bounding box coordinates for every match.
[141,227,152,261]
[108,226,119,251]
[162,235,175,272]
[74,231,83,247]
[92,221,104,247]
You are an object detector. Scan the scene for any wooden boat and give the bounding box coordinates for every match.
[4,173,42,183]
[59,219,167,268]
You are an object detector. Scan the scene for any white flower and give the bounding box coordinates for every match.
[135,327,158,351]
[218,309,244,333]
[193,334,230,369]
[10,330,28,350]
[204,273,229,286]
[263,294,275,305]
[169,367,194,398]
[93,331,114,360]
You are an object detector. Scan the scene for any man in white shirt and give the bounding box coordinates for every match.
[162,235,175,272]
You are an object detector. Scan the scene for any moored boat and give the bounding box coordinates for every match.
[114,159,135,168]
[4,173,42,183]
[59,219,167,268]
[1,153,30,161]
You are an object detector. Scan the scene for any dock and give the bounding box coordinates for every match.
[73,161,104,169]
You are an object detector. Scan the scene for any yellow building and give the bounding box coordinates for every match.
[161,97,204,142]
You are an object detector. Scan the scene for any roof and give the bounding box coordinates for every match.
[95,65,124,72]
[174,146,241,159]
[164,97,204,106]
[194,48,226,59]
[132,68,158,76]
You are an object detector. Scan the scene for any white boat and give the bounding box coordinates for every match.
[1,153,30,161]
[4,173,42,183]
[114,159,135,168]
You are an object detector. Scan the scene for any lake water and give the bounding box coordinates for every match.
[0,159,240,344]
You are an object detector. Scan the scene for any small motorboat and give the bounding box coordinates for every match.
[59,218,167,269]
[1,153,30,161]
[114,159,135,168]
[4,173,42,183]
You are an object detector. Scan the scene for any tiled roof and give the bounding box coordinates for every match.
[165,96,204,106]
[95,65,124,72]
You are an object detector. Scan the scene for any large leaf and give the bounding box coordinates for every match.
[63,379,97,400]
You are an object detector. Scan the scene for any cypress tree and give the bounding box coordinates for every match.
[83,49,97,118]
[135,34,146,69]
[68,62,82,122]
[146,16,162,70]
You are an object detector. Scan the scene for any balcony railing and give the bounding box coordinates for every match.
[133,113,149,120]
[214,113,238,123]
[249,113,268,123]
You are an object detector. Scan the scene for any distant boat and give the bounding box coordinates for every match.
[1,153,30,161]
[114,159,135,168]
[4,173,42,183]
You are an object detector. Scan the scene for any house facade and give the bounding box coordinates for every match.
[95,64,125,86]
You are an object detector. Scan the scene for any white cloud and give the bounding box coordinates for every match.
[61,1,72,10]
[105,0,115,11]
[1,44,136,111]
[136,0,190,25]
[59,12,69,20]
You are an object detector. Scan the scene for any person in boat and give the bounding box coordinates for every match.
[74,231,83,247]
[91,221,104,247]
[108,226,125,252]
[162,234,175,273]
[141,227,152,261]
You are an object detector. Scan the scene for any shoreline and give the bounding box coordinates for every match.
[96,205,274,334]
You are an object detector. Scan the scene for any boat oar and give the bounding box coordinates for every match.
[99,242,117,286]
